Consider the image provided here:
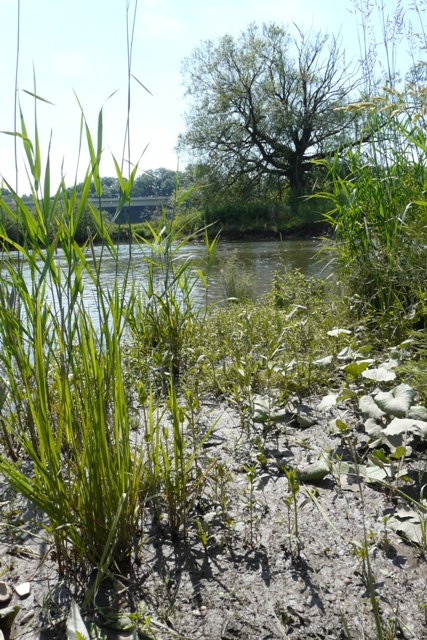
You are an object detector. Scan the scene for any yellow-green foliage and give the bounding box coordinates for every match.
[184,270,351,401]
[318,90,427,333]
[0,106,147,573]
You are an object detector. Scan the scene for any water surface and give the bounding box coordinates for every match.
[85,238,332,304]
[3,238,333,319]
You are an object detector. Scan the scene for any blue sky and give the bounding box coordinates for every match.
[0,0,421,192]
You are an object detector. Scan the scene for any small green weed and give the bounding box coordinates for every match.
[219,250,251,303]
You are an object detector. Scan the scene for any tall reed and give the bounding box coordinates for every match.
[316,1,427,331]
[0,102,146,572]
[317,94,427,329]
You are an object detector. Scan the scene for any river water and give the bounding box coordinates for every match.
[81,238,332,306]
[3,238,333,319]
[204,238,332,302]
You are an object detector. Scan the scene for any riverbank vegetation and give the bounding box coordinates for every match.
[0,0,427,638]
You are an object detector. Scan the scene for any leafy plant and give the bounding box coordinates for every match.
[317,88,427,335]
[128,220,218,389]
[144,380,216,539]
[219,250,251,303]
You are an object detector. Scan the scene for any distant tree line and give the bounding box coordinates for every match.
[68,168,189,200]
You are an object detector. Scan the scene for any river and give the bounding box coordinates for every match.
[78,237,333,308]
[2,238,333,320]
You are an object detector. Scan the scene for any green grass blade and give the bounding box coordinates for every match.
[22,89,55,105]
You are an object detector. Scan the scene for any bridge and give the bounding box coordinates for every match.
[88,195,170,223]
[88,195,168,209]
[1,195,170,224]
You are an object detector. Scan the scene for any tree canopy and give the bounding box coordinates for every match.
[67,168,181,199]
[179,23,365,198]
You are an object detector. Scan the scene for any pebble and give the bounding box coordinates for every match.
[0,582,12,606]
[15,582,31,598]
[20,609,35,625]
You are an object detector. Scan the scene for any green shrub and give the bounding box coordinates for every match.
[318,96,427,334]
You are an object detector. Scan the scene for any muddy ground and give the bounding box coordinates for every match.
[0,394,426,640]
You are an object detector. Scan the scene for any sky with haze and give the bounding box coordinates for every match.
[0,0,420,192]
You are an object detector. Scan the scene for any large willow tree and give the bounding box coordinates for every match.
[179,23,365,199]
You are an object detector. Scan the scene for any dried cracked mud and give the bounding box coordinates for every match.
[0,395,426,639]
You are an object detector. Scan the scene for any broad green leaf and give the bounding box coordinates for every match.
[327,328,351,337]
[337,388,358,402]
[374,384,415,417]
[0,604,20,630]
[370,449,389,464]
[380,418,427,455]
[390,446,407,460]
[359,395,385,420]
[358,344,373,354]
[253,396,290,423]
[336,418,351,431]
[314,355,333,366]
[381,353,401,370]
[67,599,90,640]
[361,366,396,382]
[342,360,370,377]
[293,404,316,428]
[334,461,366,492]
[336,346,354,361]
[296,453,331,482]
[383,417,427,439]
[365,460,398,483]
[364,418,383,439]
[329,417,351,432]
[407,405,427,421]
[101,613,135,631]
[388,507,426,546]
[317,394,338,411]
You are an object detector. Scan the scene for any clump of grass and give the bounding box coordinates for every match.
[219,250,251,303]
[127,219,218,389]
[0,103,146,575]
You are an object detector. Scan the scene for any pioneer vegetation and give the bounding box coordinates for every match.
[0,1,426,638]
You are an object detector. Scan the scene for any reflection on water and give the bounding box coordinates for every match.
[3,239,333,316]
[92,239,330,301]
[204,239,331,303]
